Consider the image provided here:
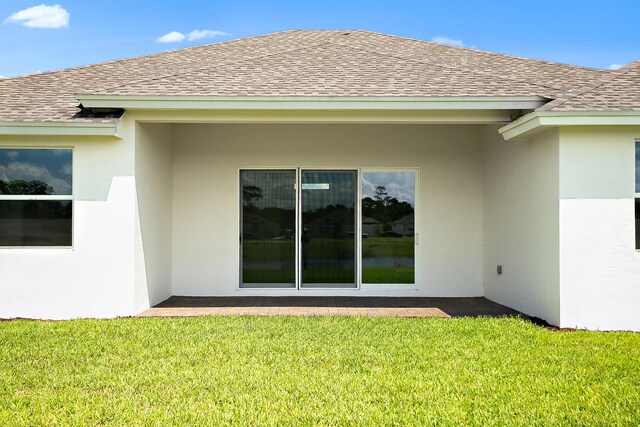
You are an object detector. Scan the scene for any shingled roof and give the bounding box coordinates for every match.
[539,60,640,111]
[0,30,626,123]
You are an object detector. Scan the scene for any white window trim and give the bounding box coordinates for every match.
[0,147,73,249]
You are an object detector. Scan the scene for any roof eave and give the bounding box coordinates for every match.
[0,120,121,137]
[76,95,549,111]
[499,111,640,140]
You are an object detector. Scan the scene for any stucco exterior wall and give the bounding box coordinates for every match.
[171,123,485,296]
[483,126,561,325]
[0,134,138,319]
[134,122,174,309]
[5,118,636,329]
[558,126,640,331]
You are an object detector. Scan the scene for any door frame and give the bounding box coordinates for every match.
[237,166,419,291]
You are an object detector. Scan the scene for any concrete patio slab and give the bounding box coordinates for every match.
[137,296,522,318]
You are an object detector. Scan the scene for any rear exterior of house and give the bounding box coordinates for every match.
[0,30,639,330]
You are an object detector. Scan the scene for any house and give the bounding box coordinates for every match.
[361,216,382,237]
[392,213,414,236]
[0,30,638,330]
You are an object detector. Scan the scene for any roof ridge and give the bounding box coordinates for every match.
[540,59,640,111]
[2,29,610,83]
[326,39,562,96]
[88,40,336,94]
[617,59,640,72]
[343,30,611,73]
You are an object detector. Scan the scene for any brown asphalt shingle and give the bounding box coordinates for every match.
[539,60,640,111]
[97,43,559,97]
[0,30,626,123]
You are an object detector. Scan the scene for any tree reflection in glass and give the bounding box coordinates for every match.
[362,172,415,284]
[300,171,357,288]
[0,149,73,246]
[240,170,296,287]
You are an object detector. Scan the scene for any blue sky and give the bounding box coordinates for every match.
[0,0,639,78]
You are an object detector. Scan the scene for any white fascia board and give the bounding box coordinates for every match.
[76,95,549,111]
[0,121,120,137]
[499,111,640,140]
[499,113,543,140]
[128,109,515,124]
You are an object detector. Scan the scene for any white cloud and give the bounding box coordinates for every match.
[157,29,228,43]
[0,161,71,194]
[0,75,5,79]
[431,36,466,47]
[4,4,69,29]
[608,63,623,70]
[362,172,415,206]
[59,163,72,175]
[187,29,228,41]
[156,31,186,43]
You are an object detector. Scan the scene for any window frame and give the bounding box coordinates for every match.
[0,147,74,249]
[360,167,419,290]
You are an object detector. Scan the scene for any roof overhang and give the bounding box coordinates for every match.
[499,111,640,140]
[76,95,549,112]
[0,120,120,137]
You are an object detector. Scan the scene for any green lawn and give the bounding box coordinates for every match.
[242,268,356,284]
[362,266,414,283]
[1,316,639,426]
[362,236,414,258]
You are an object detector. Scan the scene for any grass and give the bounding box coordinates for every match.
[362,266,414,283]
[243,267,414,284]
[242,237,414,261]
[362,236,414,258]
[243,239,354,261]
[243,237,415,284]
[1,316,638,426]
[242,269,296,284]
[242,268,356,284]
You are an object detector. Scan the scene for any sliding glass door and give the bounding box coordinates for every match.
[240,169,357,289]
[240,170,296,288]
[361,171,416,284]
[240,169,417,289]
[300,170,357,288]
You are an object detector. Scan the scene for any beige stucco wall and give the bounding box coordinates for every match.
[134,123,174,308]
[170,123,485,296]
[483,126,561,325]
[558,126,640,331]
[0,133,139,319]
[3,114,638,330]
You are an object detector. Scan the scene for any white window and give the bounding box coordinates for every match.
[0,148,72,246]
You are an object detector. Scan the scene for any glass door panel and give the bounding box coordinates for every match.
[300,170,357,288]
[361,171,415,284]
[240,170,296,288]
